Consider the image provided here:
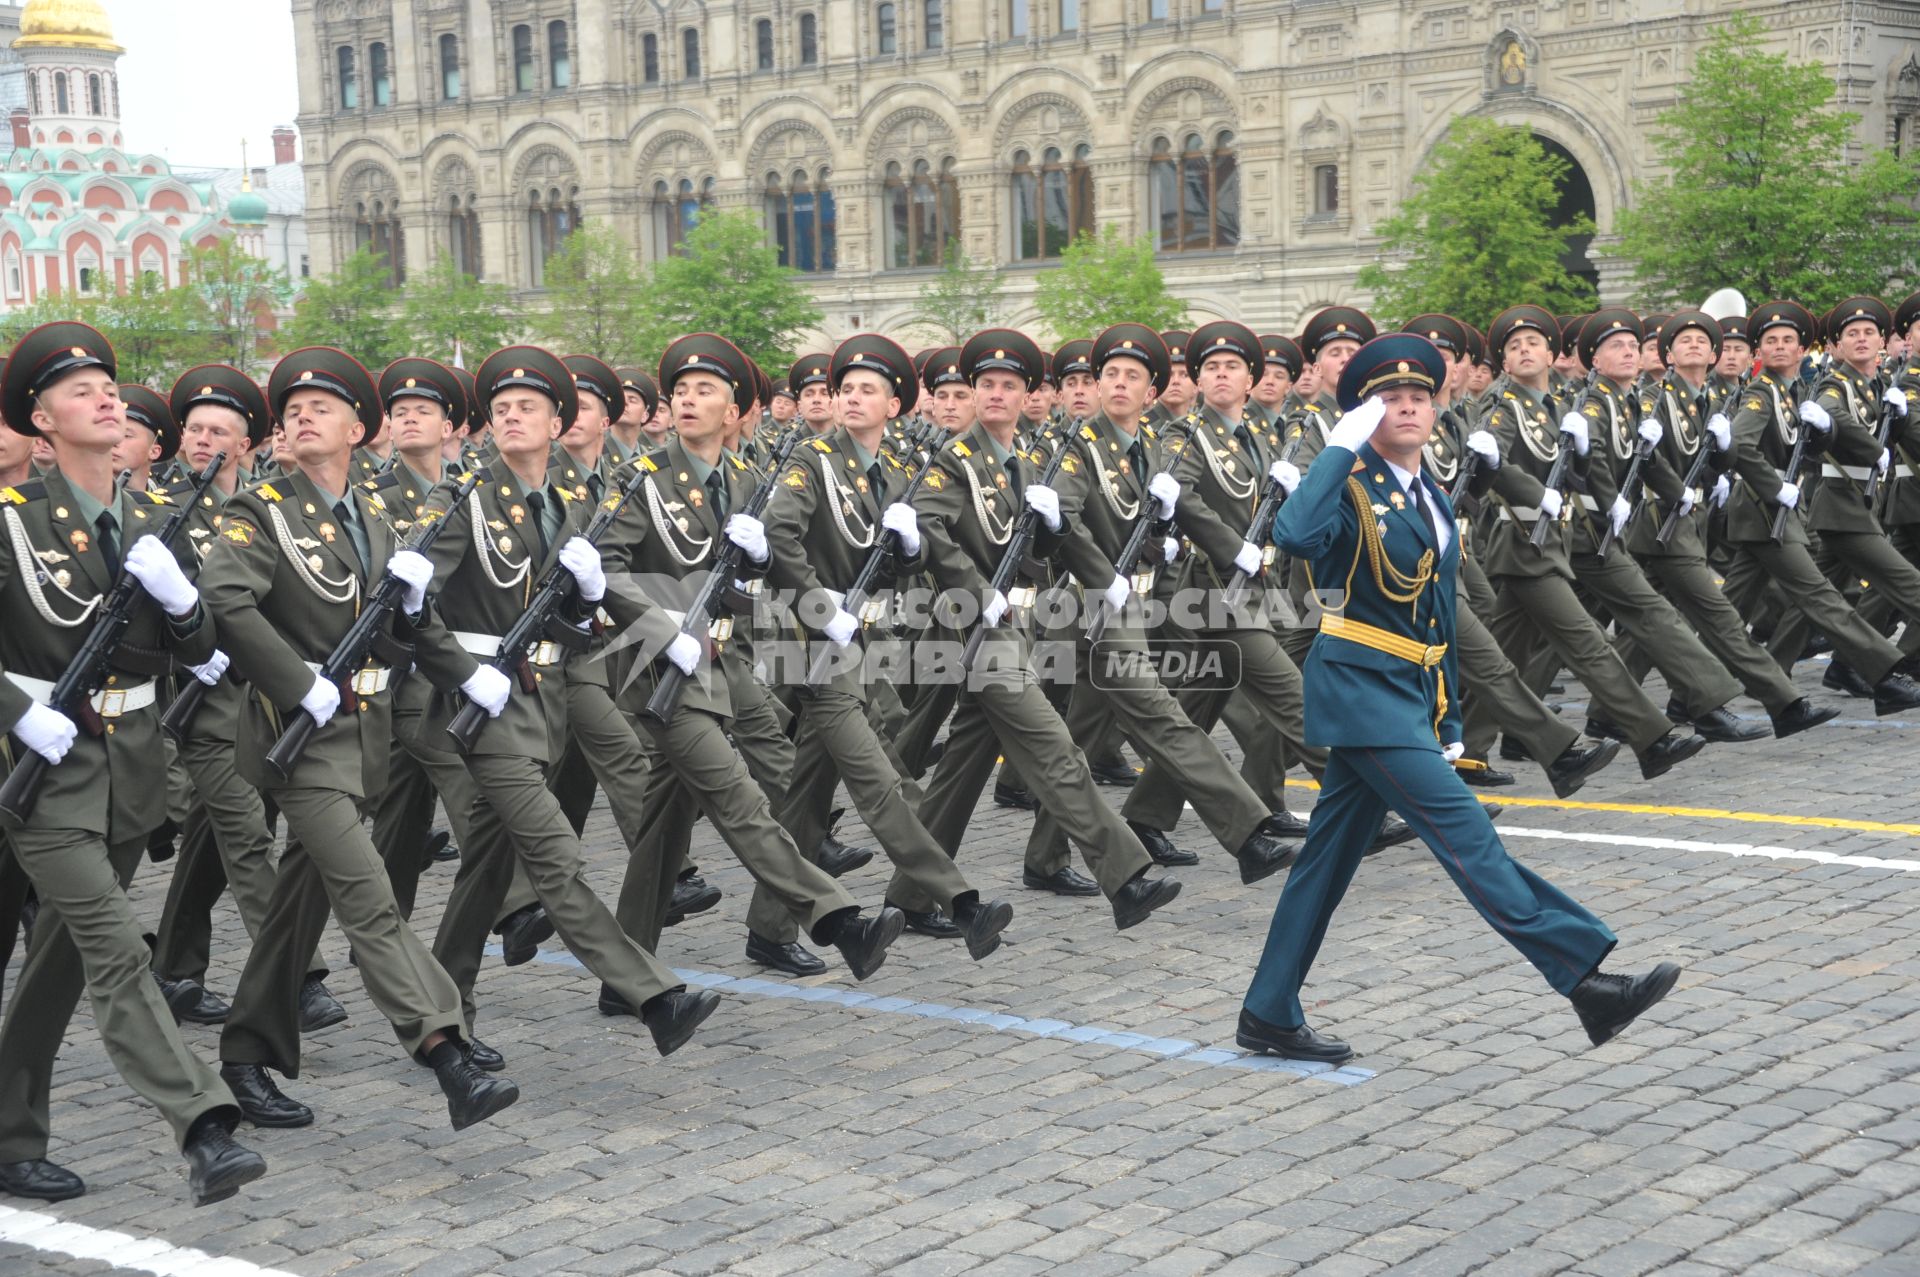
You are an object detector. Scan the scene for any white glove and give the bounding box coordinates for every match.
[823,608,859,647]
[1328,396,1387,452]
[1637,420,1664,448]
[1023,484,1062,532]
[1268,460,1301,495]
[1776,480,1800,509]
[1441,741,1465,764]
[300,674,341,728]
[1885,386,1909,415]
[1707,413,1732,451]
[1799,400,1832,433]
[666,632,702,676]
[1538,488,1564,521]
[1877,449,1892,479]
[1103,573,1131,613]
[1558,412,1590,456]
[724,513,769,564]
[557,536,606,602]
[1232,541,1263,577]
[12,701,77,764]
[1160,536,1179,564]
[1710,474,1731,508]
[1608,495,1630,536]
[187,649,230,687]
[459,664,511,718]
[124,535,197,617]
[385,548,433,614]
[1678,487,1701,518]
[881,503,921,556]
[1466,431,1500,463]
[1147,472,1180,519]
[981,589,1009,628]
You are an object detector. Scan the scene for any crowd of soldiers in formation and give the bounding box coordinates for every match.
[0,282,1913,1208]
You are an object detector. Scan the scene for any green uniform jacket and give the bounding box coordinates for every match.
[1477,378,1582,581]
[1806,362,1889,535]
[198,467,407,798]
[911,422,1067,604]
[1726,371,1815,545]
[1628,371,1728,559]
[1165,402,1281,592]
[1047,411,1180,595]
[763,426,921,634]
[1282,391,1340,471]
[1885,355,1920,526]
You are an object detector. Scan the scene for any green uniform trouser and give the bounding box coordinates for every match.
[153,731,290,980]
[1857,523,1920,655]
[1487,572,1675,752]
[1564,545,1742,717]
[1770,530,1920,673]
[1617,554,1803,715]
[615,704,855,954]
[1722,538,1902,681]
[1455,571,1582,767]
[219,788,464,1078]
[896,630,1153,909]
[1027,622,1270,873]
[400,711,539,936]
[433,752,679,1029]
[1126,619,1325,834]
[0,830,234,1159]
[370,701,442,917]
[0,831,28,1005]
[769,662,972,918]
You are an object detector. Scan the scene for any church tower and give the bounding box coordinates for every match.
[13,0,123,149]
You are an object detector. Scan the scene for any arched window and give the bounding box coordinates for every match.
[885,157,960,269]
[440,34,461,99]
[1013,144,1092,260]
[369,42,392,106]
[765,168,836,273]
[333,51,354,109]
[876,3,897,54]
[650,177,713,259]
[756,19,774,70]
[355,197,405,285]
[683,28,701,79]
[28,72,38,115]
[799,14,819,64]
[512,24,535,93]
[1060,0,1079,32]
[54,71,68,114]
[643,33,660,82]
[5,248,21,300]
[87,73,102,115]
[448,194,481,278]
[548,21,571,88]
[1313,163,1339,215]
[528,186,579,286]
[925,0,943,48]
[1151,130,1238,252]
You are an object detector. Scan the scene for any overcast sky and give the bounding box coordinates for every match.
[111,0,301,170]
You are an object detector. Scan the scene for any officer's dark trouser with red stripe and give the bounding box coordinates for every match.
[1243,745,1616,1032]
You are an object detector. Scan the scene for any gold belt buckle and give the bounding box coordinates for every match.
[1007,585,1038,610]
[1261,545,1277,567]
[858,596,887,625]
[95,687,126,718]
[351,667,382,696]
[741,578,764,596]
[530,641,560,666]
[1131,567,1156,596]
[708,615,734,643]
[1423,644,1445,666]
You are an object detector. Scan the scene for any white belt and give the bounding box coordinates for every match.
[5,672,156,717]
[303,661,393,695]
[1575,494,1600,512]
[1498,506,1540,522]
[1821,463,1875,482]
[451,631,562,668]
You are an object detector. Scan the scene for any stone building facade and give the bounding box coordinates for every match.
[291,0,1920,343]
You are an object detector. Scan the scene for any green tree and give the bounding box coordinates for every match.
[91,271,219,386]
[1356,116,1596,330]
[1031,226,1186,342]
[401,252,517,366]
[532,222,652,365]
[0,294,93,352]
[186,237,293,376]
[1616,12,1920,310]
[644,210,825,372]
[281,246,403,369]
[904,241,1006,344]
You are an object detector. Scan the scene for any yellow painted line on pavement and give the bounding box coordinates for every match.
[1281,778,1920,838]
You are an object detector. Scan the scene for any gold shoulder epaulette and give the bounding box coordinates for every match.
[254,481,285,502]
[731,454,748,470]
[0,480,46,504]
[810,438,834,453]
[950,440,972,458]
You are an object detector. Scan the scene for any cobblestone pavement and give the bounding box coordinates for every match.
[5,662,1920,1276]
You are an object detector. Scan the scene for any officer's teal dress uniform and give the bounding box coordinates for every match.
[1243,338,1618,1033]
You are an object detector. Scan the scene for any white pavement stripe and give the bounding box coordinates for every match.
[1494,824,1920,873]
[0,1205,299,1277]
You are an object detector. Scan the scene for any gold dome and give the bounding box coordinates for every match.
[15,0,124,54]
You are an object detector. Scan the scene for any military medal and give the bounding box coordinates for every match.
[498,535,514,555]
[318,522,336,543]
[308,554,325,572]
[54,506,68,519]
[509,504,524,524]
[70,528,88,552]
[855,476,869,493]
[689,488,704,507]
[1390,491,1406,510]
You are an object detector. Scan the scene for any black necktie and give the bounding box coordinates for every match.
[332,501,367,573]
[868,461,886,506]
[94,510,119,578]
[1128,438,1149,487]
[588,470,604,503]
[524,491,549,562]
[1408,479,1442,547]
[1004,454,1024,503]
[705,469,727,523]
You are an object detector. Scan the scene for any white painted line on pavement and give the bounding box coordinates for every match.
[0,1204,299,1277]
[1485,824,1920,874]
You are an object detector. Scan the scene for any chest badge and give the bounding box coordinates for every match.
[69,528,89,552]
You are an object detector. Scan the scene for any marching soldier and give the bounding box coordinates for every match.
[1143,330,1194,430]
[1282,307,1376,469]
[1239,333,1679,1064]
[112,384,179,494]
[609,368,660,467]
[791,352,835,435]
[0,322,262,1206]
[1251,334,1303,431]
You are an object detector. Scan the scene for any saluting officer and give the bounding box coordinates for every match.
[0,322,261,1207]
